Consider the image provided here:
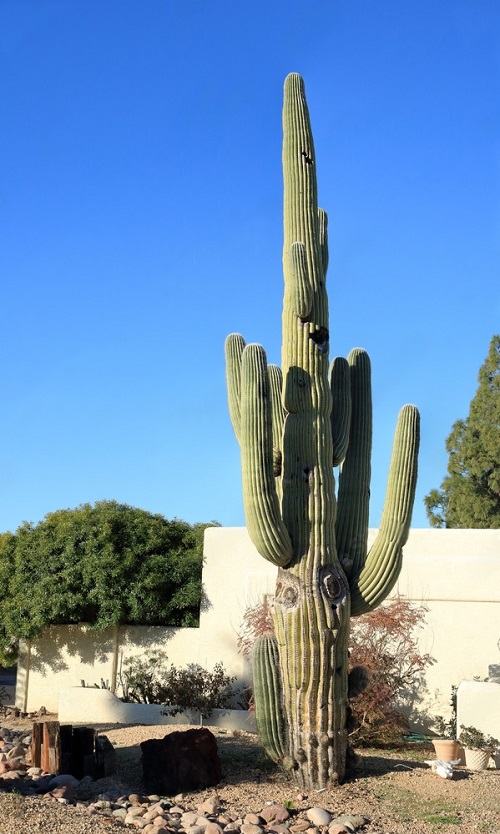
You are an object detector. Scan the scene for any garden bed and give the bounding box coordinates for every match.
[1,713,499,834]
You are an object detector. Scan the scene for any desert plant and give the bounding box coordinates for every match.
[225,73,419,788]
[80,678,112,690]
[119,652,237,723]
[458,724,499,750]
[162,661,237,723]
[239,595,433,747]
[119,650,172,704]
[432,686,457,739]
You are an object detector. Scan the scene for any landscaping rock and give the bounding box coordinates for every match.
[306,808,332,826]
[259,803,290,824]
[140,728,222,795]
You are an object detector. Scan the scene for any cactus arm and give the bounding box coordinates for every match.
[330,357,352,466]
[225,333,246,443]
[268,364,285,498]
[240,344,293,567]
[335,349,372,578]
[350,404,420,615]
[253,635,286,763]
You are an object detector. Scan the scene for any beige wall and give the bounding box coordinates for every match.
[16,527,500,729]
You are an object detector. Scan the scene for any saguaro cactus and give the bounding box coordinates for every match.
[225,73,420,788]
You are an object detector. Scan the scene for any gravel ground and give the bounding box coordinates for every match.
[0,716,499,834]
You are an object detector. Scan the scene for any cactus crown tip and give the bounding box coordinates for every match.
[284,72,304,88]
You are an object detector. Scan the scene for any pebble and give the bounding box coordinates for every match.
[0,725,371,832]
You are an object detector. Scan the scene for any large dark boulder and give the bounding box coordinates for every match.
[140,728,222,794]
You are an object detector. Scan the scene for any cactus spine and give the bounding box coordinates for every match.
[225,74,420,788]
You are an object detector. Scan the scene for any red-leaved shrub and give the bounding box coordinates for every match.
[238,594,434,747]
[348,597,435,746]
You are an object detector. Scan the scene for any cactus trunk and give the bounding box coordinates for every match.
[225,74,419,788]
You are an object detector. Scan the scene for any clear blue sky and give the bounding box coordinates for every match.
[1,0,499,534]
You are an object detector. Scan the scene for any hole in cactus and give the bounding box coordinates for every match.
[302,466,311,482]
[283,586,297,604]
[321,570,341,600]
[301,150,313,165]
[309,326,329,353]
[320,568,345,610]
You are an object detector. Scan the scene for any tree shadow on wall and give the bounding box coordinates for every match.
[27,624,192,676]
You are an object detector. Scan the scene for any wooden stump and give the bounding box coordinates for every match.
[31,721,62,773]
[30,722,114,778]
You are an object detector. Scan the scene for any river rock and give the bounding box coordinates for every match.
[330,815,369,831]
[306,807,332,826]
[259,804,290,824]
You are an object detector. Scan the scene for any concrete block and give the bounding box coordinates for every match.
[457,681,500,745]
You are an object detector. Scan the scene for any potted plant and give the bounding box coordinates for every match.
[431,687,460,762]
[431,714,460,762]
[458,724,499,771]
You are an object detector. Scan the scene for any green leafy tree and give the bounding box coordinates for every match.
[0,500,216,664]
[425,335,500,528]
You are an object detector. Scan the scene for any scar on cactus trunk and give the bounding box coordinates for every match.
[225,73,420,789]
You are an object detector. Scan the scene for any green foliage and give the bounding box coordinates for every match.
[162,661,236,720]
[119,651,237,720]
[425,335,500,528]
[119,650,172,704]
[433,686,457,739]
[458,724,499,750]
[0,500,216,664]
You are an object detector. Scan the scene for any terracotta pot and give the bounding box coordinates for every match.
[431,739,461,762]
[463,747,491,771]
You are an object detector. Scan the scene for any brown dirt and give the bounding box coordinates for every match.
[1,713,499,834]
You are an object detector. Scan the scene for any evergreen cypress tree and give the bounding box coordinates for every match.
[425,335,500,528]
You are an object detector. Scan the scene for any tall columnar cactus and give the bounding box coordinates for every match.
[225,73,420,788]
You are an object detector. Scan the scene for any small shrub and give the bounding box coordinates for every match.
[119,650,171,704]
[118,651,237,722]
[237,595,274,659]
[162,661,237,721]
[348,597,435,746]
[458,724,499,750]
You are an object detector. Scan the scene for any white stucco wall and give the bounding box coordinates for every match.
[16,527,500,730]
